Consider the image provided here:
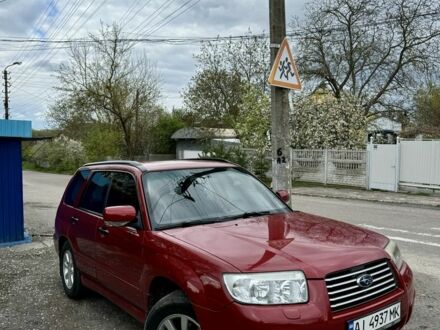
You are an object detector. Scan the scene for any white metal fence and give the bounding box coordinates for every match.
[290,149,367,187]
[399,140,440,189]
[289,141,440,191]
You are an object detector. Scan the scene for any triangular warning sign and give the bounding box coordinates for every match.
[268,38,302,91]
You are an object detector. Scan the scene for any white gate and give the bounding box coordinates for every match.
[367,144,398,191]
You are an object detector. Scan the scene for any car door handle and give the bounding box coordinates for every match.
[98,227,109,236]
[70,216,79,224]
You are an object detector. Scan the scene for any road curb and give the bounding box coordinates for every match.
[291,192,440,210]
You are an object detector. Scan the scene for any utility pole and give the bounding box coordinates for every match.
[3,62,22,120]
[269,0,290,191]
[3,69,9,120]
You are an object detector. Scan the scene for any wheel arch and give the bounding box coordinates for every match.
[145,256,209,312]
[147,276,183,312]
[58,236,69,256]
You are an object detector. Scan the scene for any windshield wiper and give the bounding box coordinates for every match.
[175,168,226,195]
[158,218,221,230]
[226,210,272,220]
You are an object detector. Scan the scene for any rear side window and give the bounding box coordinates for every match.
[79,172,111,214]
[64,169,90,206]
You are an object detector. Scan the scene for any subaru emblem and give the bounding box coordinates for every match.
[356,274,374,288]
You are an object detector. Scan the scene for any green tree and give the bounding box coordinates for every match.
[82,124,123,161]
[406,84,440,137]
[201,143,248,167]
[183,31,270,127]
[235,85,270,152]
[49,24,161,158]
[183,70,246,127]
[149,111,186,154]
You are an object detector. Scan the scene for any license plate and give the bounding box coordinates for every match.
[348,302,401,330]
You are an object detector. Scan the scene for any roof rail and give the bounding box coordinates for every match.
[184,158,236,165]
[83,160,145,170]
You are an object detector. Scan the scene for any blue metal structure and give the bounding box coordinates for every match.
[0,119,32,246]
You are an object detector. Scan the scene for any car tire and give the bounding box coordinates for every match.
[144,291,201,330]
[60,241,84,299]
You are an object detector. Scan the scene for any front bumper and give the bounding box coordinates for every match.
[195,262,415,330]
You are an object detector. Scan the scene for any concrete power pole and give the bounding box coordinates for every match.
[3,69,9,120]
[269,0,290,191]
[3,62,21,120]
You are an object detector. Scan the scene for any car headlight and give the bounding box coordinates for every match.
[223,271,308,305]
[385,239,404,270]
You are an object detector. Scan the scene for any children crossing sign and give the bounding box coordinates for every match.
[268,38,302,91]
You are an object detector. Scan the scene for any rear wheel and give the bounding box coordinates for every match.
[145,291,200,330]
[60,242,84,299]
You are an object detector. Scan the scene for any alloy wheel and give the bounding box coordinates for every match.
[157,314,200,330]
[62,250,75,289]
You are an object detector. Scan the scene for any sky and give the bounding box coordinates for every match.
[0,0,307,129]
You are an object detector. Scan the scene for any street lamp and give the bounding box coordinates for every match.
[3,61,22,120]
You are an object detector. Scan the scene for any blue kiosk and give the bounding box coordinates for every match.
[0,119,32,247]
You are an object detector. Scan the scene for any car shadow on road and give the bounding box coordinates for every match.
[405,271,439,330]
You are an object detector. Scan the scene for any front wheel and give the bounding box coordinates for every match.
[59,242,84,299]
[145,291,200,330]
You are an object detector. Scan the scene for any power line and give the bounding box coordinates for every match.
[0,45,71,52]
[129,0,177,36]
[1,8,438,46]
[118,0,142,27]
[68,0,110,37]
[0,8,438,47]
[13,0,60,62]
[12,0,82,83]
[119,0,152,30]
[141,0,200,37]
[14,0,98,88]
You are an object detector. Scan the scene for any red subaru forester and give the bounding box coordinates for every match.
[54,159,415,330]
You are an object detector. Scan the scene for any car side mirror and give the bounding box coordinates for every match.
[103,206,136,227]
[276,190,290,203]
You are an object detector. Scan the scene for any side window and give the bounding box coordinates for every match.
[79,172,111,214]
[64,169,90,206]
[106,172,141,228]
[106,172,139,210]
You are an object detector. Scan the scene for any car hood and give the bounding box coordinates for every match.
[164,212,390,278]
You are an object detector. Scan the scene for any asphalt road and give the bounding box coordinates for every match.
[2,171,438,329]
[23,170,71,237]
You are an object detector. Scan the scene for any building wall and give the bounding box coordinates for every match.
[175,139,241,160]
[175,140,204,159]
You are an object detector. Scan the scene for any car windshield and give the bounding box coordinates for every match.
[143,167,290,230]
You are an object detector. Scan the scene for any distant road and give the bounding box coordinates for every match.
[23,170,70,236]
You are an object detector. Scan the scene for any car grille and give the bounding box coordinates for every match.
[325,259,397,312]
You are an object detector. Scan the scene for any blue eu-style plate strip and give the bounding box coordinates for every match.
[348,321,354,330]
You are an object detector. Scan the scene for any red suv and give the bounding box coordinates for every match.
[54,160,415,330]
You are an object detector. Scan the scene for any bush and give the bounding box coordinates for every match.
[28,135,87,173]
[201,143,270,184]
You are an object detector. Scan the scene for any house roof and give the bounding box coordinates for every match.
[0,119,32,139]
[171,127,237,140]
